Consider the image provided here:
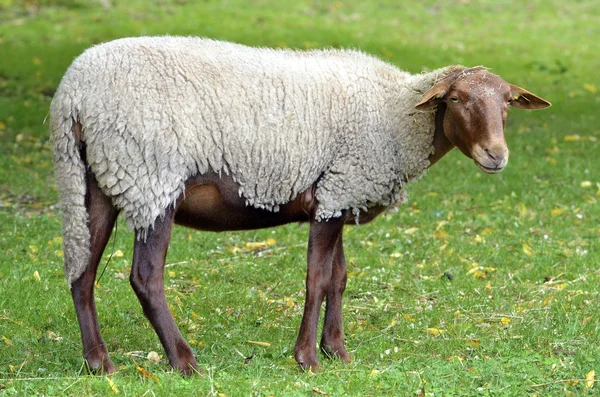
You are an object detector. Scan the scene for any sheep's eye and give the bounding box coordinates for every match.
[450,97,459,103]
[507,98,513,104]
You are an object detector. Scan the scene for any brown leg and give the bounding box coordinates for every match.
[320,234,350,363]
[129,206,199,375]
[71,173,119,374]
[294,215,345,371]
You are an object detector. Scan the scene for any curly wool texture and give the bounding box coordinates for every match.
[51,36,464,285]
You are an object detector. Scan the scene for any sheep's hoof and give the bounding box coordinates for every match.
[320,343,351,363]
[295,351,321,373]
[85,357,117,375]
[171,358,202,376]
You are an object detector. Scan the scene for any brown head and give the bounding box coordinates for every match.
[416,67,551,173]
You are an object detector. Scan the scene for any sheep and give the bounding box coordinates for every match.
[50,36,551,375]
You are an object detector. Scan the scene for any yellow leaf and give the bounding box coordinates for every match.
[564,135,581,142]
[466,339,480,348]
[581,181,592,188]
[480,227,493,236]
[551,208,566,217]
[247,340,271,347]
[0,121,6,130]
[485,281,492,294]
[472,234,485,244]
[105,376,119,394]
[435,229,448,239]
[584,83,597,94]
[2,335,12,346]
[243,239,276,251]
[136,365,159,382]
[168,271,176,278]
[425,328,445,336]
[29,245,39,254]
[33,271,41,282]
[586,370,595,389]
[404,227,419,234]
[500,317,511,326]
[523,243,534,257]
[545,156,557,165]
[518,202,528,218]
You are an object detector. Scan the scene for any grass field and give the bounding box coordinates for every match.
[0,0,599,395]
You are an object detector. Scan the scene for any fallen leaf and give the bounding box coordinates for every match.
[584,83,597,94]
[564,135,581,142]
[312,386,329,395]
[586,370,595,389]
[523,244,534,257]
[435,229,448,239]
[404,227,419,234]
[105,376,119,394]
[485,281,492,294]
[551,208,566,217]
[33,271,41,282]
[480,227,493,235]
[581,181,592,188]
[425,328,445,336]
[2,336,12,346]
[500,317,511,326]
[135,365,159,382]
[47,331,63,341]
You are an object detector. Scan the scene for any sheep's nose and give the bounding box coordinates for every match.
[484,147,508,166]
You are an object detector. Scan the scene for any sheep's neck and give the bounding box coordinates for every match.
[428,103,454,168]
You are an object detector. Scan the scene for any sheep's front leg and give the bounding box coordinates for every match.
[294,215,345,371]
[130,207,198,375]
[320,234,350,363]
[71,171,119,374]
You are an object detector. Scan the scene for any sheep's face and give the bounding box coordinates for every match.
[416,68,551,174]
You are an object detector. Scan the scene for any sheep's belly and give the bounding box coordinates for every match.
[174,174,311,232]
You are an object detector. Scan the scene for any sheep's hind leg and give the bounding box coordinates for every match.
[130,206,199,375]
[320,234,350,363]
[294,215,345,372]
[71,172,119,374]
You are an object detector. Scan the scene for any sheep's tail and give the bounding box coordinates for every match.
[50,94,91,287]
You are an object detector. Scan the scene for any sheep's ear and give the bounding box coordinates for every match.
[415,84,447,110]
[509,84,552,110]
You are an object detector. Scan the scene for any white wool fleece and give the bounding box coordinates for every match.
[50,36,464,284]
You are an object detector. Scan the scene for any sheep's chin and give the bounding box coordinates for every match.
[474,159,504,174]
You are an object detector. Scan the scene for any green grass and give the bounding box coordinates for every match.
[1,0,599,395]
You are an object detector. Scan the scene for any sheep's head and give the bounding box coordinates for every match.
[415,67,551,174]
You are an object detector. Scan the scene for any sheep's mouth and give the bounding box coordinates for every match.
[474,160,504,174]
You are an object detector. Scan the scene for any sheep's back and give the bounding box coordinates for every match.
[51,36,423,230]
